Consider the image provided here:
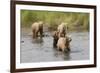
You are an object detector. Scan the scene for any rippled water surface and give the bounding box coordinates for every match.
[20,29,89,63]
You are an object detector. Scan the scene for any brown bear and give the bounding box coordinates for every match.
[32,21,43,38]
[57,22,68,38]
[57,36,72,52]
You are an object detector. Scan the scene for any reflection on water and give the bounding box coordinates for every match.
[54,51,70,60]
[20,30,89,63]
[32,38,43,44]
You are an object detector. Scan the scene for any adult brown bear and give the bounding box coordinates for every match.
[32,21,43,38]
[57,22,68,38]
[57,36,72,52]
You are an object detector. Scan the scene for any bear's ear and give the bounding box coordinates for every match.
[68,38,72,42]
[70,38,72,42]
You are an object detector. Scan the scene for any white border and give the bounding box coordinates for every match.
[16,4,94,69]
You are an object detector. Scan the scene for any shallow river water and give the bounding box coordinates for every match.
[20,29,89,63]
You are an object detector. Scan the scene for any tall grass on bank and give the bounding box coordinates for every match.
[21,10,89,31]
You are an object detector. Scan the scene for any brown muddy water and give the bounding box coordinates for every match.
[20,28,89,63]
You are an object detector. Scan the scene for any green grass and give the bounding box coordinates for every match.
[21,10,89,31]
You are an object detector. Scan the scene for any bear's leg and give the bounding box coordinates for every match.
[62,48,65,52]
[57,45,60,51]
[53,41,56,48]
[34,31,38,38]
[67,45,70,51]
[53,39,58,48]
[32,30,35,38]
[35,31,38,38]
[57,46,63,51]
[40,29,43,37]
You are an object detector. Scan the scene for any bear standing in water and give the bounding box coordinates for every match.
[32,21,43,38]
[57,22,68,38]
[54,22,72,52]
[57,36,72,52]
